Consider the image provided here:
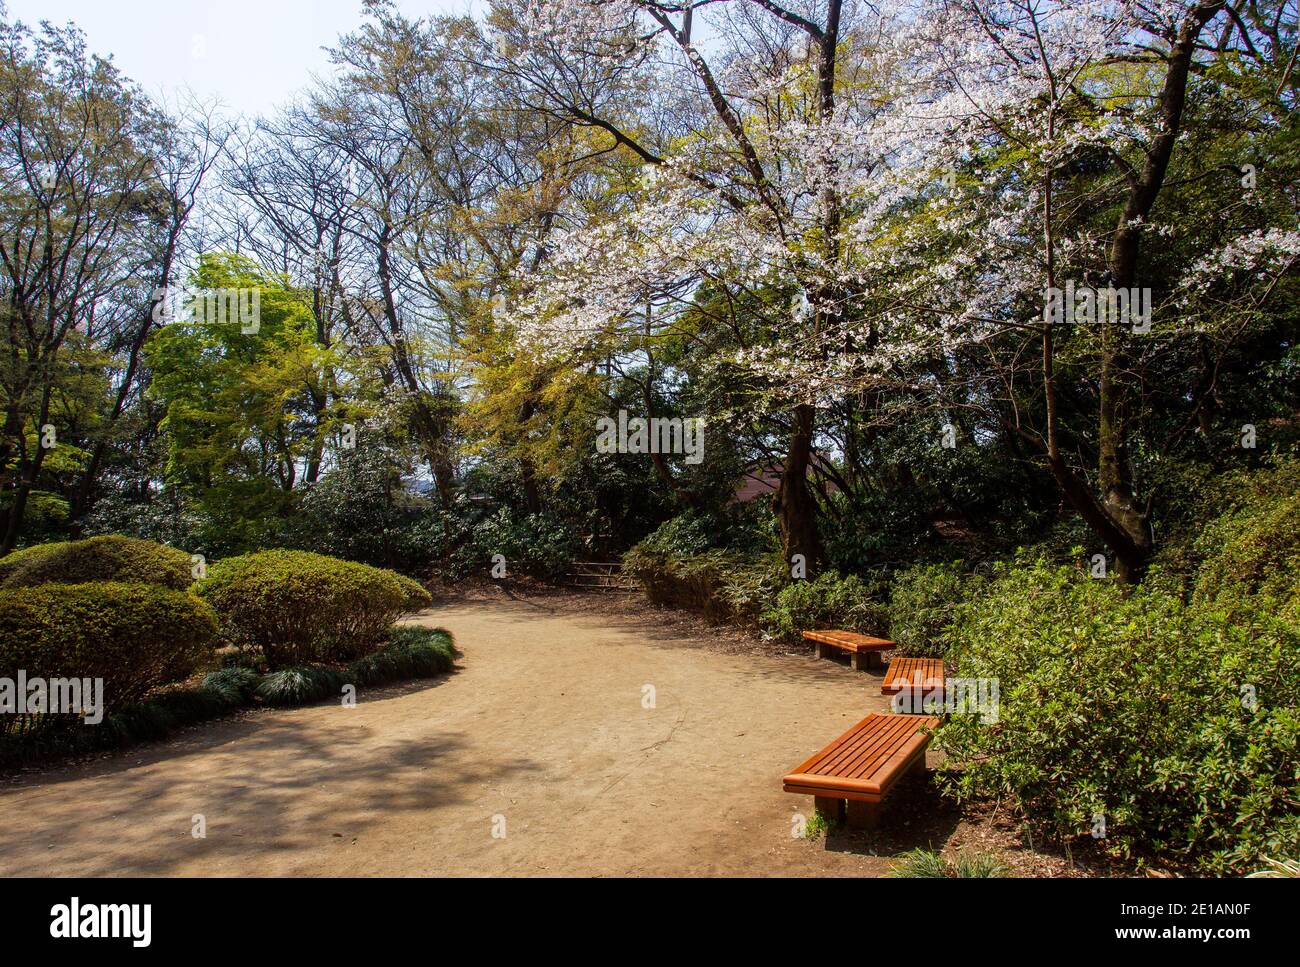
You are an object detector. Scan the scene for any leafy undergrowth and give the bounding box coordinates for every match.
[888,848,1010,878]
[0,627,456,768]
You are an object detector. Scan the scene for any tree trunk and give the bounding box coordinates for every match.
[772,403,826,570]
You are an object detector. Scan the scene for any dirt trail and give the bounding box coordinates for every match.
[0,598,945,876]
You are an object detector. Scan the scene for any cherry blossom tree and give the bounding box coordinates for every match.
[500,0,914,567]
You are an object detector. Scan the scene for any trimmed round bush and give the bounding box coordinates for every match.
[0,535,193,590]
[193,549,432,668]
[0,582,219,716]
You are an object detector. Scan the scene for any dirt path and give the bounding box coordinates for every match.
[0,598,952,877]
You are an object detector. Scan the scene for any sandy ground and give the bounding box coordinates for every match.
[0,596,965,877]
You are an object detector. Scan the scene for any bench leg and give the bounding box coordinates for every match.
[813,796,844,824]
[814,641,827,660]
[850,649,866,671]
[866,650,887,671]
[845,799,881,830]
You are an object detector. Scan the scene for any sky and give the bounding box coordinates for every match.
[5,0,485,119]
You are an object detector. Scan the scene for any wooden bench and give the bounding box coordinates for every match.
[802,630,894,671]
[783,712,939,828]
[881,657,946,696]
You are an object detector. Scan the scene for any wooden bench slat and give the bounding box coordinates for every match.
[783,713,939,802]
[882,657,946,695]
[801,630,895,653]
[817,714,915,781]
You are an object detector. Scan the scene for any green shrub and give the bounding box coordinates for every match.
[0,582,218,725]
[255,665,347,706]
[888,848,951,877]
[219,649,262,672]
[465,507,579,577]
[347,627,456,686]
[887,563,978,658]
[760,570,890,643]
[937,560,1300,873]
[635,511,720,557]
[0,535,193,590]
[1247,857,1300,878]
[636,507,776,558]
[0,621,457,765]
[623,547,783,625]
[1192,461,1300,629]
[193,550,432,668]
[198,666,261,706]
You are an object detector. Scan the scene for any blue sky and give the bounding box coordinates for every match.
[5,0,484,118]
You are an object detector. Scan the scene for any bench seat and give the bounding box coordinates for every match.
[802,630,895,671]
[783,712,939,828]
[881,657,946,696]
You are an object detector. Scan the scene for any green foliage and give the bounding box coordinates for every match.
[293,436,439,572]
[760,570,890,643]
[0,535,193,590]
[937,560,1300,873]
[219,649,262,672]
[346,626,457,686]
[465,507,579,577]
[1192,460,1300,629]
[1,623,458,766]
[198,666,262,706]
[0,581,218,719]
[888,849,1009,878]
[635,506,776,558]
[887,563,979,658]
[623,547,785,625]
[255,665,347,707]
[194,550,432,668]
[144,253,353,556]
[1247,857,1300,878]
[804,807,834,840]
[888,848,950,877]
[951,851,1011,878]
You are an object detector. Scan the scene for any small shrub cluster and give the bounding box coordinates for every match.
[623,547,784,625]
[0,535,193,590]
[886,563,979,658]
[635,507,776,558]
[0,627,456,765]
[254,629,457,705]
[194,549,432,667]
[888,849,1009,878]
[348,625,457,685]
[937,560,1300,874]
[626,546,896,644]
[1191,461,1300,630]
[760,570,889,643]
[199,666,261,705]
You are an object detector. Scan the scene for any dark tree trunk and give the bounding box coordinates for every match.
[772,403,826,570]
